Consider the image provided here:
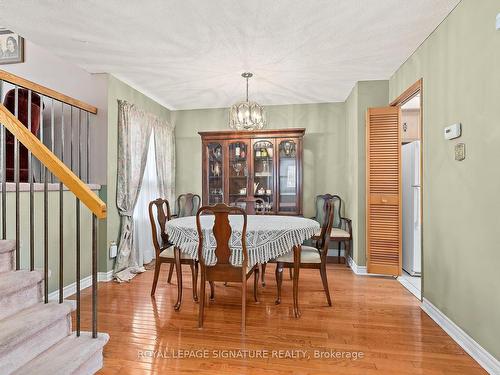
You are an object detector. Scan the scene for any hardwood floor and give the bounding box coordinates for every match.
[74,264,485,375]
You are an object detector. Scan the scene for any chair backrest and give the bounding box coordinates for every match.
[314,194,342,228]
[196,203,248,269]
[317,200,335,258]
[233,197,268,215]
[148,198,171,258]
[175,193,201,217]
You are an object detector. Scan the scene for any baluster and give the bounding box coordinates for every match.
[50,99,55,183]
[44,98,49,303]
[86,112,90,183]
[76,197,81,336]
[14,86,19,270]
[59,102,64,303]
[0,79,5,240]
[39,95,44,182]
[75,106,81,335]
[70,107,73,172]
[92,214,98,338]
[28,90,34,271]
[78,109,82,179]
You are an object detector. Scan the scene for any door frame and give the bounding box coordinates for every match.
[390,79,424,301]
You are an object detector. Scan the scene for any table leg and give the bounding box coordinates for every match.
[293,245,301,318]
[173,247,183,311]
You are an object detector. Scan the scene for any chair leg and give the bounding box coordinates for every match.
[167,263,174,283]
[150,261,161,296]
[241,275,247,333]
[198,271,206,328]
[292,246,301,318]
[289,267,293,279]
[253,268,259,303]
[209,281,215,301]
[260,263,266,287]
[320,263,332,306]
[190,261,198,302]
[337,242,341,264]
[345,240,351,267]
[275,263,283,305]
[174,249,183,311]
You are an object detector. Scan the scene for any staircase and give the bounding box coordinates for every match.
[0,240,108,374]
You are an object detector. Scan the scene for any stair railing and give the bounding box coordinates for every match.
[0,70,106,339]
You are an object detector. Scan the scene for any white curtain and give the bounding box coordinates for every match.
[133,133,159,266]
[113,100,175,282]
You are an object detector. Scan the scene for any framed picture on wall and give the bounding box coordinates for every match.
[0,28,24,65]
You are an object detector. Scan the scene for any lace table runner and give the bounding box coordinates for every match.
[166,215,319,268]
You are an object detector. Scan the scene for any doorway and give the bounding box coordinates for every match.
[391,80,423,300]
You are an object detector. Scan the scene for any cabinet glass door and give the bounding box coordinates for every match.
[207,142,224,204]
[253,140,274,212]
[228,141,249,207]
[278,139,298,213]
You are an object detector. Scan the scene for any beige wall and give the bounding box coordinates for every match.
[345,81,389,265]
[104,75,172,271]
[173,102,347,217]
[390,0,500,359]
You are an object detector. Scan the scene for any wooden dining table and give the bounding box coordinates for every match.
[166,215,319,317]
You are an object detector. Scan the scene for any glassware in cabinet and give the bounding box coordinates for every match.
[253,140,274,212]
[278,139,298,213]
[207,142,224,204]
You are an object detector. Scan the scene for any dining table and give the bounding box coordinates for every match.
[166,214,320,317]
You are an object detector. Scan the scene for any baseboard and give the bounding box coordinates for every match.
[422,298,500,374]
[48,270,113,301]
[347,256,394,277]
[397,276,421,300]
[98,270,114,282]
[347,256,367,275]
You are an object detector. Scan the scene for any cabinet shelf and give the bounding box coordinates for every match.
[201,130,304,215]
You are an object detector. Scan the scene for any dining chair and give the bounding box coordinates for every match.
[312,194,352,265]
[167,193,201,282]
[196,203,259,332]
[272,199,335,307]
[149,198,198,311]
[231,197,270,286]
[173,193,201,218]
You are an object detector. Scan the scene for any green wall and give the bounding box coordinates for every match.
[6,188,96,293]
[345,81,389,266]
[173,103,347,217]
[389,0,500,359]
[105,75,171,272]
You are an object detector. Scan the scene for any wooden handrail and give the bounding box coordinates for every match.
[0,104,106,219]
[0,69,98,114]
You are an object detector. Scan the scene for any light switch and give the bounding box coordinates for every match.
[455,143,465,161]
[497,13,500,30]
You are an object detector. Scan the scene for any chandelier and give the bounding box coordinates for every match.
[229,72,266,130]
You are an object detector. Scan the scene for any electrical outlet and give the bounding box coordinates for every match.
[455,143,465,161]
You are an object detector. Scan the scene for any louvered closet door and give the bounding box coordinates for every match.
[366,107,401,276]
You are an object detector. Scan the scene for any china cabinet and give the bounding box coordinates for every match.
[200,128,305,215]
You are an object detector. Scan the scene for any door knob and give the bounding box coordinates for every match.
[381,198,388,203]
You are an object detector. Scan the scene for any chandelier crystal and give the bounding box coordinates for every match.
[229,72,266,131]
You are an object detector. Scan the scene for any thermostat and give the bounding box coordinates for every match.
[444,123,461,140]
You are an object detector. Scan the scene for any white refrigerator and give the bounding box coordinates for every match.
[402,141,421,276]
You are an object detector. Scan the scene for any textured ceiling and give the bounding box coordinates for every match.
[0,0,459,110]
